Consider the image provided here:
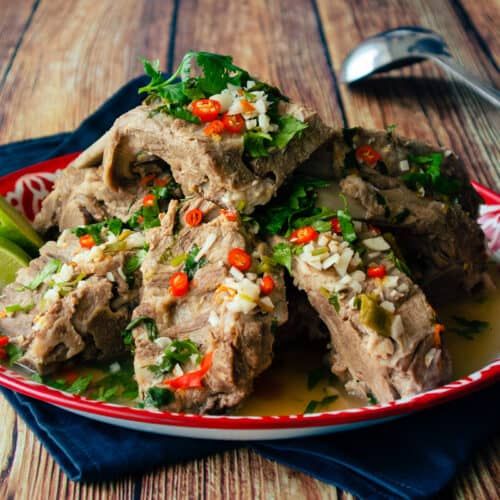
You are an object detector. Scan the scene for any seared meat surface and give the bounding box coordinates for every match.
[130,198,287,413]
[68,102,332,214]
[0,227,144,373]
[333,128,487,301]
[276,224,452,403]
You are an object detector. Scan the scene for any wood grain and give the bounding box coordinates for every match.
[316,0,500,189]
[0,0,36,82]
[0,0,499,498]
[457,0,500,68]
[173,0,344,128]
[0,0,175,144]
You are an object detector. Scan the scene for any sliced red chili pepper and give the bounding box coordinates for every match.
[185,208,204,227]
[331,217,342,234]
[228,248,252,271]
[220,209,238,221]
[289,226,319,244]
[169,271,190,297]
[143,194,156,207]
[0,348,7,360]
[79,234,95,249]
[154,177,169,187]
[63,370,79,384]
[166,352,213,390]
[367,264,387,279]
[222,113,245,133]
[139,174,156,186]
[203,119,225,137]
[355,145,381,167]
[433,323,445,348]
[368,224,381,235]
[0,336,9,347]
[240,99,255,113]
[192,99,221,122]
[260,275,275,295]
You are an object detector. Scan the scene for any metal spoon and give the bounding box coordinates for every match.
[340,26,500,107]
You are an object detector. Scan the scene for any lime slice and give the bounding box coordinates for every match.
[0,236,31,289]
[0,195,44,255]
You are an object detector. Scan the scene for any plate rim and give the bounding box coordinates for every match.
[0,153,499,433]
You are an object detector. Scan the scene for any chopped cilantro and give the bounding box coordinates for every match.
[254,176,329,236]
[304,395,338,414]
[272,243,293,273]
[449,316,489,340]
[148,339,200,376]
[367,392,378,405]
[5,344,23,366]
[123,316,158,342]
[183,245,207,280]
[402,153,462,197]
[124,248,148,276]
[337,195,357,243]
[144,386,174,409]
[328,293,340,313]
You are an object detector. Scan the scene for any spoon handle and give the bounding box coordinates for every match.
[430,54,500,107]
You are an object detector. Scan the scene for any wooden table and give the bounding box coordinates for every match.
[0,0,498,498]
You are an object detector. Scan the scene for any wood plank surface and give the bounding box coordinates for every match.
[0,0,499,499]
[0,0,174,143]
[0,0,37,82]
[316,0,500,189]
[458,0,500,68]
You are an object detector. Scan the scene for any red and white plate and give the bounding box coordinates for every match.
[0,154,498,440]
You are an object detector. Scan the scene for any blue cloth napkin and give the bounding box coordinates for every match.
[1,76,499,499]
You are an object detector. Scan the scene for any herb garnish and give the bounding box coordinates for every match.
[5,344,23,366]
[144,386,174,409]
[123,316,158,343]
[183,245,207,280]
[124,248,148,277]
[254,176,330,236]
[139,52,304,158]
[5,303,35,314]
[148,339,200,376]
[402,153,461,197]
[337,195,357,243]
[32,373,93,395]
[304,395,338,414]
[26,259,61,290]
[449,316,489,340]
[328,293,340,313]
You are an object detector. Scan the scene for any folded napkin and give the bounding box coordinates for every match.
[1,76,498,499]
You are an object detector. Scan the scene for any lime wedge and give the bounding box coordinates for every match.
[0,236,31,289]
[0,196,44,255]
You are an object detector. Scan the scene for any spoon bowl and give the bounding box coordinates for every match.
[340,26,500,107]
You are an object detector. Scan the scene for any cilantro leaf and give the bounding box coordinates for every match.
[271,115,308,150]
[304,395,338,414]
[124,249,148,276]
[244,131,273,158]
[149,339,200,376]
[123,316,158,341]
[449,316,489,340]
[144,387,174,409]
[183,245,207,280]
[5,343,24,366]
[272,243,293,273]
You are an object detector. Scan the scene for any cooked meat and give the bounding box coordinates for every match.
[69,102,332,213]
[332,128,487,301]
[0,227,143,373]
[274,224,452,403]
[130,198,287,413]
[33,158,179,236]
